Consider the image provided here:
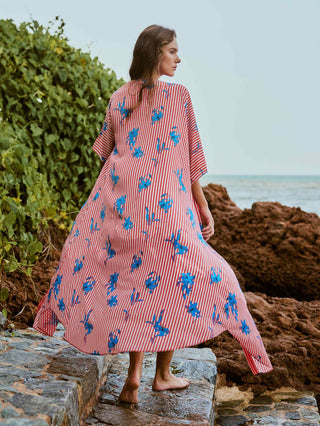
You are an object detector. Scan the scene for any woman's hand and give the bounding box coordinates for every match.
[198,205,214,241]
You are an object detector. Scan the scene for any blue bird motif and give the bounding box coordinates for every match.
[93,189,100,201]
[132,146,144,158]
[58,298,66,312]
[82,276,96,295]
[151,106,164,125]
[210,267,222,284]
[105,272,119,295]
[138,174,152,192]
[53,274,63,299]
[100,205,106,223]
[159,193,173,213]
[240,319,251,335]
[126,127,139,151]
[103,236,116,263]
[174,168,186,193]
[110,164,119,188]
[114,96,132,124]
[224,293,239,321]
[186,207,196,228]
[131,250,143,272]
[145,271,160,294]
[146,309,169,343]
[130,287,144,305]
[185,300,201,320]
[73,257,84,276]
[90,218,100,233]
[108,329,121,353]
[169,126,181,146]
[122,216,134,231]
[80,309,93,342]
[156,138,170,154]
[177,272,195,300]
[107,295,118,307]
[165,228,188,261]
[113,195,126,217]
[71,289,81,307]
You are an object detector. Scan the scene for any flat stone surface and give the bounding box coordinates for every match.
[214,388,320,425]
[86,348,217,425]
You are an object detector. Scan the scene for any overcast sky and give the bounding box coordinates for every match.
[1,0,319,175]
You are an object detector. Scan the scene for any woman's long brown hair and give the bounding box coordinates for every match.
[128,25,176,115]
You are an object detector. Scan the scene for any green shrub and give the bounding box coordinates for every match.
[0,17,125,273]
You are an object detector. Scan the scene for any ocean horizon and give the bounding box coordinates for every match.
[200,174,320,218]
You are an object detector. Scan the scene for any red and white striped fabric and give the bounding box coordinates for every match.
[33,79,273,375]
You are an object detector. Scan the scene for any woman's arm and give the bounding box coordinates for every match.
[191,180,215,241]
[191,180,208,208]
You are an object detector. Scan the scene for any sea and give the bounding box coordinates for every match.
[199,175,320,218]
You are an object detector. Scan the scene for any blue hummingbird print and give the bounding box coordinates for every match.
[123,309,129,322]
[100,205,106,223]
[73,229,80,238]
[165,228,189,261]
[224,293,239,321]
[145,206,160,225]
[132,146,144,158]
[73,257,84,276]
[151,106,164,125]
[186,207,196,228]
[108,329,121,353]
[113,195,126,217]
[197,231,207,245]
[177,272,195,300]
[105,272,119,295]
[208,304,223,337]
[93,189,100,202]
[110,164,119,188]
[90,218,100,233]
[85,238,91,248]
[58,298,66,312]
[240,319,251,335]
[145,271,160,294]
[107,295,118,307]
[80,309,93,342]
[159,193,173,213]
[112,146,118,155]
[126,127,139,151]
[169,126,181,146]
[174,168,186,193]
[122,216,134,231]
[47,286,53,303]
[82,276,96,295]
[114,96,132,124]
[71,289,81,307]
[156,138,170,154]
[131,250,143,272]
[138,174,152,192]
[103,236,116,263]
[130,288,144,305]
[210,267,222,284]
[185,300,201,320]
[53,274,63,299]
[146,309,169,343]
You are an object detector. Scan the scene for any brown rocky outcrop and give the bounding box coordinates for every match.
[202,183,320,301]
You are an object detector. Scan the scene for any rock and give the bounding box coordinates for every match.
[202,183,320,301]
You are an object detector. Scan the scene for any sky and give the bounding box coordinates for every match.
[1,0,320,175]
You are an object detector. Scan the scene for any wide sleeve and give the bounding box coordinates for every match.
[184,87,208,185]
[92,97,115,162]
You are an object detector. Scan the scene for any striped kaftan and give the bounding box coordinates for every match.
[33,79,273,375]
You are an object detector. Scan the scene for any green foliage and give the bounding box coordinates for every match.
[0,17,125,273]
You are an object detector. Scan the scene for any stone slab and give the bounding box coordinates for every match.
[0,326,109,426]
[85,348,217,425]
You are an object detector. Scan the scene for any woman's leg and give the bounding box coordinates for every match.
[152,350,190,391]
[119,351,144,403]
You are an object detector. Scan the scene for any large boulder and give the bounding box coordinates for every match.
[203,183,320,301]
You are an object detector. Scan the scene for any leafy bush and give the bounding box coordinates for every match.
[0,17,125,273]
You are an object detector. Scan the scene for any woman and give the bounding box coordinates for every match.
[33,25,272,404]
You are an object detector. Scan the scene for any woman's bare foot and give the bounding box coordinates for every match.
[152,372,190,391]
[118,374,140,403]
